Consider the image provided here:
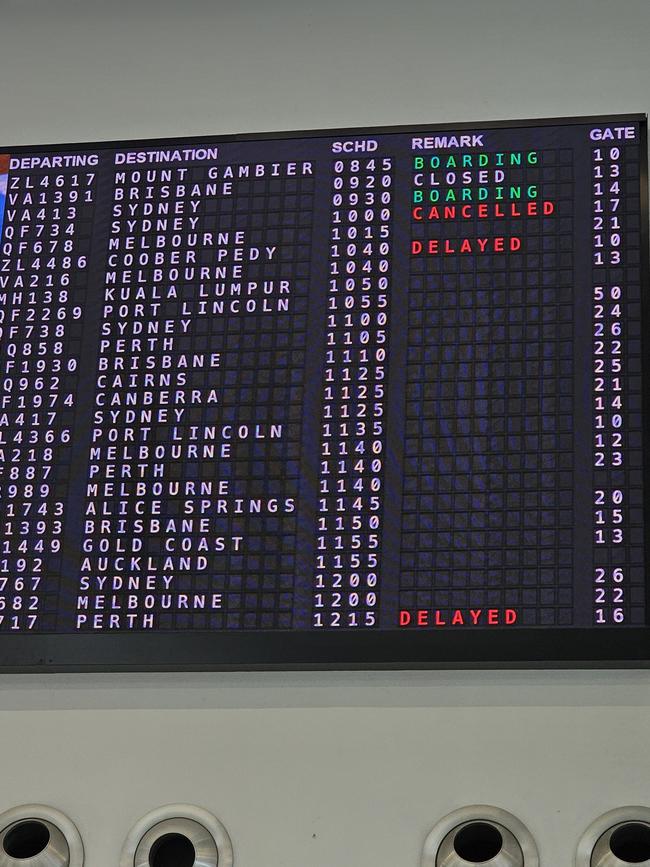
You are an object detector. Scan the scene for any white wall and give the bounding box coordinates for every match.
[1,0,648,143]
[0,1,649,865]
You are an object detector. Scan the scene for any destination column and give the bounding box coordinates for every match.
[76,145,314,631]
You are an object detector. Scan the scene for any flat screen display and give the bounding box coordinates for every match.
[0,114,648,669]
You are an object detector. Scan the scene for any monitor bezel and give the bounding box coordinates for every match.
[0,113,648,671]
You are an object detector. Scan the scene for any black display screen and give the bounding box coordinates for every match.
[0,114,648,670]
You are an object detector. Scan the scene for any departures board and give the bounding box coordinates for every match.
[0,114,647,670]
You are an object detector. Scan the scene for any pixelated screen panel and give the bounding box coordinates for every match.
[0,116,647,669]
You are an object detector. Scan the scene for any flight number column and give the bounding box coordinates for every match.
[590,137,644,625]
[312,154,393,628]
[0,155,97,630]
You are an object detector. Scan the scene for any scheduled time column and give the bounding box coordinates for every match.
[312,153,394,628]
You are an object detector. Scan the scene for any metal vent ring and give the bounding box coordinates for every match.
[0,805,83,867]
